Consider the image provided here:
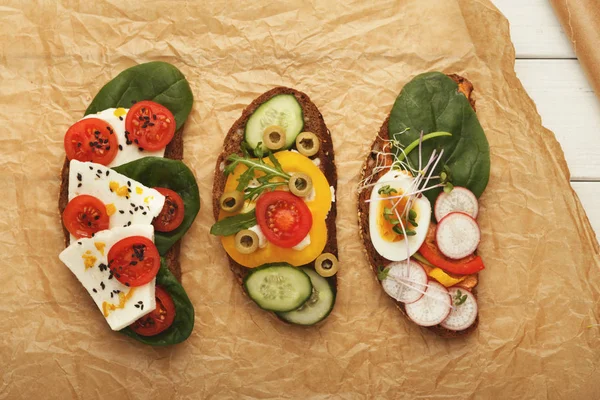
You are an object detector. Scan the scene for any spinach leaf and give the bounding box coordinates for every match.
[120,258,195,346]
[114,157,200,255]
[388,72,490,205]
[210,210,257,236]
[85,61,193,130]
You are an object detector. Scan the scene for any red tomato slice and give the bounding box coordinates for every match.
[63,195,110,239]
[129,286,176,336]
[418,223,485,275]
[255,191,313,248]
[64,118,118,165]
[108,236,160,287]
[153,187,185,233]
[125,101,175,151]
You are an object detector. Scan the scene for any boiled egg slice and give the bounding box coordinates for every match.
[368,170,431,261]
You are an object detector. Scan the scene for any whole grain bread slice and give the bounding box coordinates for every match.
[212,87,338,293]
[58,126,185,282]
[357,74,480,338]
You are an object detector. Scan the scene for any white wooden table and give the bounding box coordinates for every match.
[494,0,600,238]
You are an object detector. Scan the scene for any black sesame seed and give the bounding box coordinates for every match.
[130,261,138,266]
[110,292,114,298]
[134,139,139,144]
[119,116,123,121]
[152,114,157,120]
[106,170,109,176]
[130,203,135,207]
[134,304,140,308]
[134,207,138,211]
[78,183,82,188]
[100,282,105,290]
[87,221,92,227]
[118,144,123,151]
[77,173,82,181]
[142,212,147,215]
[127,188,132,193]
[94,215,100,220]
[129,210,133,215]
[97,169,102,174]
[95,174,101,179]
[127,221,131,226]
[140,304,144,310]
[89,166,93,170]
[125,282,130,287]
[127,181,131,187]
[77,242,82,245]
[148,122,154,127]
[105,146,110,150]
[139,147,144,152]
[92,288,97,293]
[126,140,132,145]
[119,210,124,214]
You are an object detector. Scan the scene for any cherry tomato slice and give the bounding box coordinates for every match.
[153,187,185,233]
[125,101,175,151]
[63,195,110,239]
[129,286,176,336]
[64,118,118,165]
[418,223,485,275]
[255,191,312,248]
[108,236,160,287]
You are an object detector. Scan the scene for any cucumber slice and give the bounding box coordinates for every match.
[244,263,313,312]
[277,268,335,326]
[245,94,304,151]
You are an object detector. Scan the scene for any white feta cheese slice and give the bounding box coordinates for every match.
[292,233,311,251]
[68,160,165,243]
[58,225,157,331]
[248,224,267,248]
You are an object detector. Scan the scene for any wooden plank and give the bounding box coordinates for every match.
[514,59,600,180]
[572,182,600,239]
[492,0,575,59]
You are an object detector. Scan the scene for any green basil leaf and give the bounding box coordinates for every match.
[388,72,490,205]
[85,61,193,131]
[113,157,200,255]
[120,258,194,346]
[210,211,257,236]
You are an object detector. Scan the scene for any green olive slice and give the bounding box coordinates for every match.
[220,190,244,213]
[315,253,339,277]
[295,131,320,157]
[234,229,259,254]
[288,173,313,197]
[262,125,286,151]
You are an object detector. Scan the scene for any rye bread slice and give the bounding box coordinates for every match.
[212,87,338,296]
[58,126,185,282]
[357,74,480,338]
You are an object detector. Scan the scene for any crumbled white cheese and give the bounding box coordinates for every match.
[312,158,321,167]
[292,234,311,251]
[330,186,336,202]
[247,225,267,248]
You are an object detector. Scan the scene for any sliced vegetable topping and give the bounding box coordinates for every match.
[295,131,320,157]
[245,94,304,152]
[129,286,176,336]
[125,100,175,151]
[152,187,185,233]
[418,224,484,275]
[235,229,259,254]
[64,118,118,165]
[256,191,313,248]
[219,190,244,213]
[63,195,110,239]
[108,236,160,287]
[244,263,313,312]
[262,125,286,151]
[211,210,257,236]
[379,260,427,304]
[434,186,479,222]
[435,212,481,259]
[315,253,339,277]
[288,172,313,197]
[404,280,451,327]
[440,287,478,331]
[277,268,335,325]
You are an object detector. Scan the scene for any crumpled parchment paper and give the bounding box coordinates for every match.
[1,0,599,399]
[551,0,600,97]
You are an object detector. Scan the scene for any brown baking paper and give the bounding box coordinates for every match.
[1,0,599,398]
[551,0,600,96]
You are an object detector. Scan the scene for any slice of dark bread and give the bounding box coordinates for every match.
[58,126,185,282]
[357,74,479,338]
[212,87,338,295]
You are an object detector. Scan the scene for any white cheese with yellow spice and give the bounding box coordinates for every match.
[58,225,157,331]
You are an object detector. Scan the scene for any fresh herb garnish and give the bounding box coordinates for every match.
[453,289,468,306]
[210,210,257,236]
[378,185,398,195]
[225,142,291,201]
[377,266,390,281]
[392,226,416,236]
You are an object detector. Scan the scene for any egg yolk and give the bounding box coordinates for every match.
[377,193,418,242]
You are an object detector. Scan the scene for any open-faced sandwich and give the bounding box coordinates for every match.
[211,87,338,325]
[358,72,490,336]
[58,62,199,346]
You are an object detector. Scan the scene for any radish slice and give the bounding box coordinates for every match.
[441,287,478,331]
[436,212,481,259]
[434,187,479,222]
[381,260,427,304]
[405,281,451,327]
